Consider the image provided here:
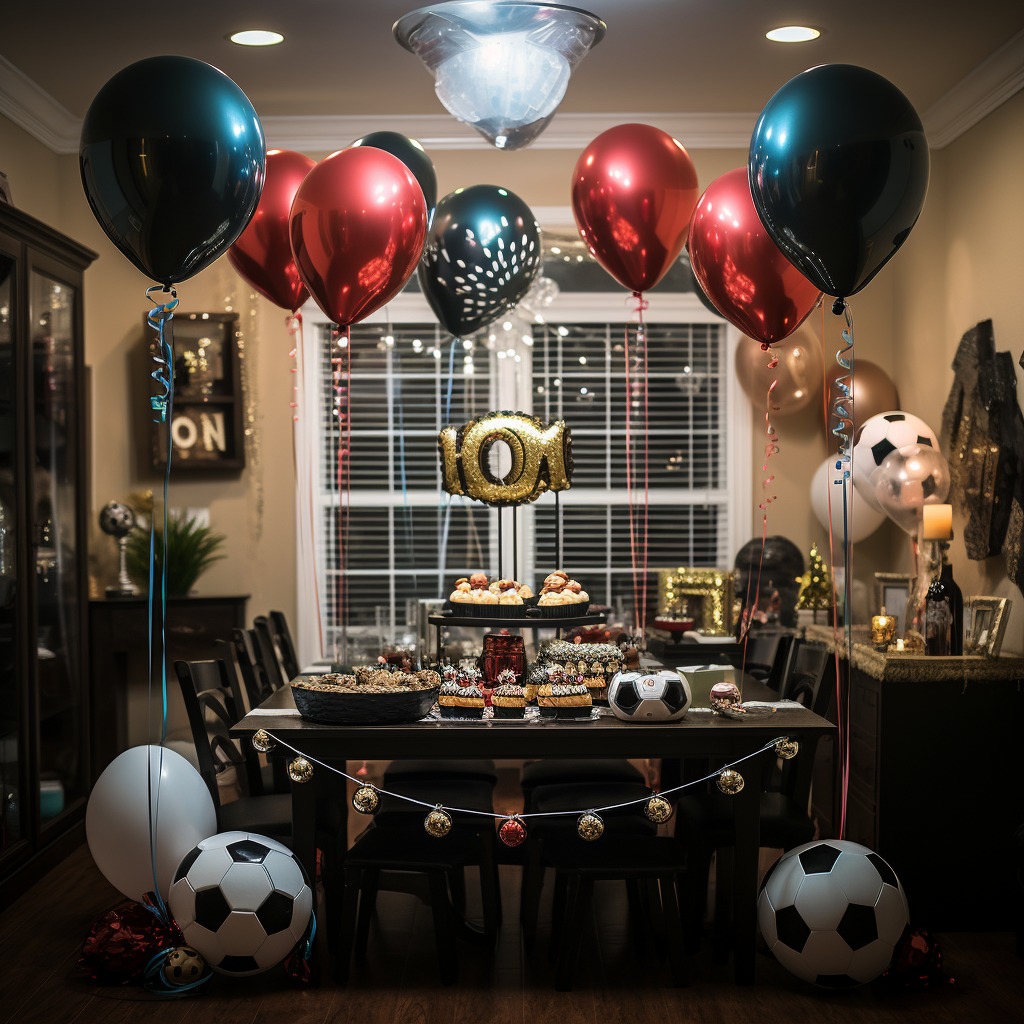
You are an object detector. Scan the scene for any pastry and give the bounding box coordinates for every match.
[492,681,526,718]
[477,589,499,604]
[499,592,524,605]
[537,681,593,718]
[438,681,485,718]
[538,591,567,606]
[450,586,473,603]
[469,572,488,589]
[518,584,534,600]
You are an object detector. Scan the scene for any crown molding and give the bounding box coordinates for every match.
[923,27,1024,148]
[0,54,80,154]
[3,35,1023,158]
[262,110,760,151]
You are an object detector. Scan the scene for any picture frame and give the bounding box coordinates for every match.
[965,596,1012,658]
[874,573,913,636]
[657,568,734,637]
[146,311,245,471]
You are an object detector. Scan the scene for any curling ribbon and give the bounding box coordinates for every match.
[332,327,352,663]
[289,314,325,659]
[624,293,651,634]
[826,300,855,839]
[144,284,178,925]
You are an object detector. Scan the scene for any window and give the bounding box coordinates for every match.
[295,285,751,664]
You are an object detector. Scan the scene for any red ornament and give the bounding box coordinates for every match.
[686,168,821,347]
[228,149,316,313]
[571,123,700,295]
[289,147,427,326]
[498,816,527,848]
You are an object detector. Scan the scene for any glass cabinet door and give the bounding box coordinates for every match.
[30,269,83,827]
[0,250,21,855]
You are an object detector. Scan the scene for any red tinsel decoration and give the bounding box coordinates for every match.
[881,928,949,990]
[76,898,183,985]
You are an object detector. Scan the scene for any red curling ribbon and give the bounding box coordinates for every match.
[332,325,352,663]
[624,292,651,635]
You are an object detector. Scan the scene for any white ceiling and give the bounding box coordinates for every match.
[1,1,1023,152]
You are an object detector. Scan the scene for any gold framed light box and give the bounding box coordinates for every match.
[657,568,735,637]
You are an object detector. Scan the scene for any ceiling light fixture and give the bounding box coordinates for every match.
[765,26,820,43]
[229,29,285,46]
[394,2,606,150]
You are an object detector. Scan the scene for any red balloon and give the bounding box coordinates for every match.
[228,149,315,313]
[571,123,700,294]
[289,148,427,327]
[687,168,821,346]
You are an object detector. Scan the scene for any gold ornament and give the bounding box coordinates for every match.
[287,757,314,784]
[577,811,605,841]
[352,785,379,814]
[438,411,572,506]
[775,737,799,760]
[717,769,744,795]
[252,729,274,753]
[424,804,452,837]
[644,794,673,824]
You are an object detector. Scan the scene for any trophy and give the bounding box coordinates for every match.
[99,501,139,597]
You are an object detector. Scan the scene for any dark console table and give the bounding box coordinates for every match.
[806,624,1024,929]
[88,595,249,779]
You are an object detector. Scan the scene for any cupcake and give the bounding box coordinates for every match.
[492,682,526,718]
[537,681,593,718]
[438,681,485,718]
[524,665,547,704]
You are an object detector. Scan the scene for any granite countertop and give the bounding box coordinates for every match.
[804,624,1024,682]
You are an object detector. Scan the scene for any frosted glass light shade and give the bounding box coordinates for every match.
[395,1,605,150]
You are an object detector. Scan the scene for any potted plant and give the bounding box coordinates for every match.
[125,504,226,597]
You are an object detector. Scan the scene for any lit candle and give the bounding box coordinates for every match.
[896,638,905,652]
[922,504,953,541]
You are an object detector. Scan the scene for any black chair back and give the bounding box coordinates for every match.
[253,616,287,691]
[743,630,783,682]
[776,639,835,802]
[175,658,253,809]
[230,628,271,709]
[269,610,301,680]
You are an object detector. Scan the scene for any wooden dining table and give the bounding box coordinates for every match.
[230,676,835,985]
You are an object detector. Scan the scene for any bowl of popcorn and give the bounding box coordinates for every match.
[447,573,534,616]
[531,571,590,617]
[291,666,441,724]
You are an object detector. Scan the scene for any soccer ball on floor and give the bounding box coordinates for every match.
[758,839,909,988]
[168,831,313,977]
[852,412,939,511]
[607,670,691,721]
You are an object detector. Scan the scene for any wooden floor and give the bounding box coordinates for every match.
[2,770,1023,1023]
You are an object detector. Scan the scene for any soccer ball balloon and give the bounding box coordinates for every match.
[607,670,691,721]
[852,411,938,511]
[168,832,313,977]
[758,840,909,988]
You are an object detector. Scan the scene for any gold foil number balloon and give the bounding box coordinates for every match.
[438,411,572,506]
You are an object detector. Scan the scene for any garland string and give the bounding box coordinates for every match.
[265,732,784,819]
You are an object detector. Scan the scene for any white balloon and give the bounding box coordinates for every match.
[86,745,217,902]
[811,456,886,543]
[852,410,940,512]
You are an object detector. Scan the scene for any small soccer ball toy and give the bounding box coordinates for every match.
[758,839,909,988]
[98,501,136,538]
[168,831,313,977]
[163,946,205,986]
[852,412,938,511]
[607,670,691,722]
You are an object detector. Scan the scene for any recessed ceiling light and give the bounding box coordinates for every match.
[229,29,284,46]
[766,26,821,43]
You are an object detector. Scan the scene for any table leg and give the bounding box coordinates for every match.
[290,765,320,960]
[731,751,764,984]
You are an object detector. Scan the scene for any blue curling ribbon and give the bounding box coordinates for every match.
[144,285,177,923]
[831,300,855,651]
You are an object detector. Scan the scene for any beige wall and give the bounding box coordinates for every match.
[3,98,1021,659]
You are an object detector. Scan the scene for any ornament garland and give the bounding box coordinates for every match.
[254,731,789,836]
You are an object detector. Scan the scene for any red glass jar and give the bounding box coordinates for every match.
[480,631,526,684]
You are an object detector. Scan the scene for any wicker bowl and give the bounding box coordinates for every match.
[291,685,439,725]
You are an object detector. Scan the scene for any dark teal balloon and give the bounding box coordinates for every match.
[80,55,266,286]
[350,131,437,229]
[418,185,542,338]
[748,64,929,302]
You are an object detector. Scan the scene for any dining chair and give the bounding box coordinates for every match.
[269,610,301,681]
[741,629,784,684]
[229,628,274,709]
[676,638,835,956]
[253,615,288,689]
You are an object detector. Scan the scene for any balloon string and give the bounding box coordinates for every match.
[332,326,351,663]
[290,314,325,660]
[638,293,650,635]
[625,292,650,634]
[623,318,639,629]
[144,283,177,925]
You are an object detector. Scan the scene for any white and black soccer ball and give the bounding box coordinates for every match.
[168,831,313,977]
[758,840,909,988]
[607,670,691,722]
[852,412,938,511]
